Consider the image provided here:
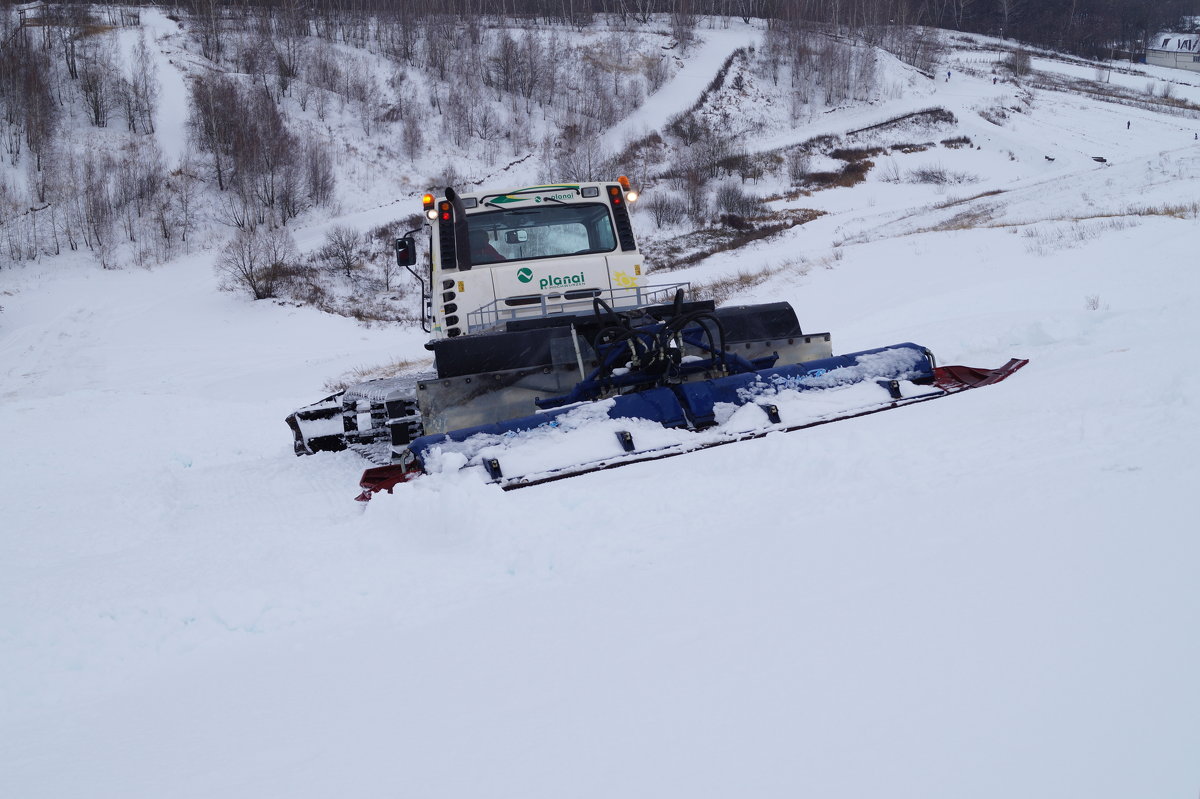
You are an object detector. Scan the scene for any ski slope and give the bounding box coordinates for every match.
[2,26,1199,799]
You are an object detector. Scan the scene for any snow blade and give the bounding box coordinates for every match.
[355,349,1028,500]
[486,356,1031,491]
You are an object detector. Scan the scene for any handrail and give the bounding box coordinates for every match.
[466,281,691,334]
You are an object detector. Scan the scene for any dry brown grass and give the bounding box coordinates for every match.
[911,200,1195,243]
[322,358,432,393]
[829,147,886,162]
[644,208,824,272]
[690,257,811,307]
[1126,201,1200,219]
[801,160,874,190]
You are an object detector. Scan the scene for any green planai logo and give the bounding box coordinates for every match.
[517,267,534,283]
[539,272,585,290]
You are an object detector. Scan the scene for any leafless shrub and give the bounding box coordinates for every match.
[1003,49,1032,76]
[802,160,874,190]
[1084,294,1101,310]
[261,226,299,275]
[215,227,289,300]
[304,138,335,208]
[786,148,811,184]
[645,192,687,227]
[908,164,979,184]
[322,225,362,278]
[979,106,1010,126]
[645,54,669,92]
[830,147,885,162]
[715,183,763,218]
[664,149,711,222]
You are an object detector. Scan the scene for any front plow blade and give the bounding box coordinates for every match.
[500,358,1028,490]
[359,354,1028,497]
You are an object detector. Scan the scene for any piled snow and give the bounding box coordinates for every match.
[3,23,1199,799]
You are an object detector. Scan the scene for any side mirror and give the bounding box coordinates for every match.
[395,235,417,267]
[505,229,528,244]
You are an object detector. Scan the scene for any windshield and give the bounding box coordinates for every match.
[464,202,617,266]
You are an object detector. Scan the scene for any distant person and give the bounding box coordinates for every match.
[1127,120,1130,130]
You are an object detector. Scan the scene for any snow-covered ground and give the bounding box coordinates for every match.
[2,24,1199,799]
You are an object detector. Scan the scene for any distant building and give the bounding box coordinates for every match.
[1147,32,1200,72]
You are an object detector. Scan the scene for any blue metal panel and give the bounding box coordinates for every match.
[409,387,686,462]
[676,343,934,427]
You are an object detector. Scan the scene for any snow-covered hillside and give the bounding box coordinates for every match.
[3,20,1199,799]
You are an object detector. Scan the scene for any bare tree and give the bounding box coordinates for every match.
[192,0,227,62]
[171,155,201,251]
[996,0,1024,35]
[402,114,424,164]
[216,227,278,299]
[352,70,383,136]
[114,138,166,243]
[130,34,160,134]
[671,151,710,222]
[260,225,299,279]
[645,53,670,93]
[645,192,687,226]
[81,151,114,250]
[188,73,238,191]
[77,46,114,128]
[322,225,362,278]
[304,137,335,207]
[786,148,811,184]
[555,136,611,182]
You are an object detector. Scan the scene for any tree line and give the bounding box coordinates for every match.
[171,0,1200,56]
[2,0,1195,281]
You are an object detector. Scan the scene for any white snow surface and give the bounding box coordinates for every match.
[3,24,1200,799]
